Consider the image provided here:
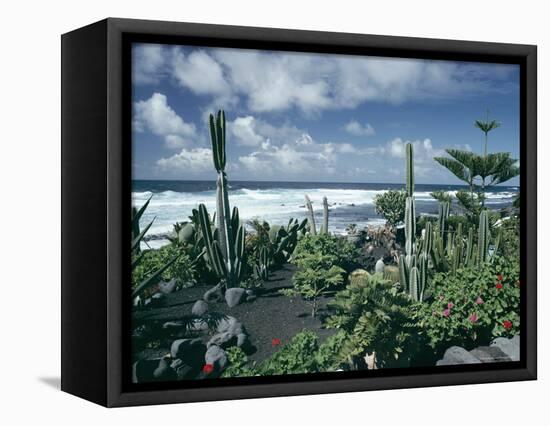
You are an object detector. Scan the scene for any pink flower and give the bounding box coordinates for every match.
[447,302,454,309]
[475,297,484,305]
[442,308,451,317]
[469,313,478,323]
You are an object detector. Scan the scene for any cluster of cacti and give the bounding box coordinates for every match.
[196,111,246,289]
[269,217,308,264]
[254,246,271,281]
[131,196,184,298]
[398,143,425,301]
[429,210,499,276]
[304,195,330,235]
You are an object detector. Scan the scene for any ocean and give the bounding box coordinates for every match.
[132,180,518,248]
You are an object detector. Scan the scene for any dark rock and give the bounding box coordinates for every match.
[132,359,161,383]
[170,338,206,367]
[436,346,482,366]
[189,319,210,332]
[191,300,209,316]
[491,335,520,361]
[170,359,197,380]
[203,285,223,302]
[149,292,166,307]
[236,333,248,348]
[225,288,246,308]
[205,345,228,371]
[158,279,177,294]
[216,316,239,333]
[207,331,238,349]
[153,358,177,380]
[469,346,511,363]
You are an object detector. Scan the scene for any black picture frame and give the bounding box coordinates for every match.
[61,17,537,407]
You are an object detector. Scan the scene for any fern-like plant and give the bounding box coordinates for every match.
[326,273,419,369]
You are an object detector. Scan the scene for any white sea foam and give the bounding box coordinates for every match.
[133,187,515,242]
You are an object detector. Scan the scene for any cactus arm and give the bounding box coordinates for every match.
[406,143,414,197]
[322,196,329,234]
[304,195,317,235]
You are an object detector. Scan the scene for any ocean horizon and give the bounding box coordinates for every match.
[132,179,518,248]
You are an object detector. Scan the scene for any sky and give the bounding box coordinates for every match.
[131,43,520,185]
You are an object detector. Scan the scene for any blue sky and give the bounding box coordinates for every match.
[132,43,520,185]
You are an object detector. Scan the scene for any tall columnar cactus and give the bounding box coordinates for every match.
[199,110,245,289]
[399,143,422,300]
[406,143,414,197]
[304,195,317,235]
[477,210,490,265]
[438,200,450,238]
[321,196,329,234]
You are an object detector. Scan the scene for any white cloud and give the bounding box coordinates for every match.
[156,148,213,176]
[237,128,357,178]
[343,120,375,136]
[133,93,197,149]
[229,116,265,147]
[166,47,517,114]
[171,49,236,107]
[133,44,167,85]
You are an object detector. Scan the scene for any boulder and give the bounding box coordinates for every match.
[207,332,238,349]
[225,288,246,308]
[205,345,228,371]
[149,292,166,307]
[158,279,177,294]
[469,346,511,363]
[436,346,482,366]
[491,335,520,361]
[203,285,223,303]
[375,258,385,274]
[191,300,209,316]
[170,338,206,367]
[216,316,239,333]
[153,358,177,380]
[132,359,161,383]
[170,359,197,380]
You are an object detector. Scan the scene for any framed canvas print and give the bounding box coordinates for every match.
[61,18,537,407]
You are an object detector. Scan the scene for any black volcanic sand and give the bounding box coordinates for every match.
[132,263,338,365]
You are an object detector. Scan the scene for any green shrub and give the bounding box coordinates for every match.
[282,260,345,317]
[373,189,407,227]
[293,233,356,271]
[497,216,520,259]
[326,273,419,368]
[132,244,195,290]
[221,347,257,378]
[415,256,520,353]
[221,330,348,378]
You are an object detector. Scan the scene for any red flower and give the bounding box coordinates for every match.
[442,308,451,317]
[503,320,513,330]
[495,283,503,290]
[271,338,281,346]
[497,274,503,281]
[447,302,454,309]
[202,363,214,374]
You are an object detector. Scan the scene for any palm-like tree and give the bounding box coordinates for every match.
[434,112,519,211]
[475,109,501,157]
